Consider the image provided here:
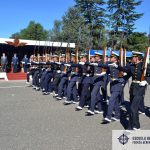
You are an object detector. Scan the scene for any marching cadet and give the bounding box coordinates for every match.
[125,51,150,131]
[101,54,110,103]
[87,52,106,115]
[97,51,125,123]
[76,53,94,111]
[63,53,79,104]
[55,54,69,99]
[40,67,48,91]
[43,54,58,95]
[52,57,63,96]
[53,54,65,100]
[56,53,71,100]
[32,66,41,91]
[26,57,37,85]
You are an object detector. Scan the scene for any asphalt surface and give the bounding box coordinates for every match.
[0,81,150,150]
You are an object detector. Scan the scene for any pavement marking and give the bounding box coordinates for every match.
[0,85,27,89]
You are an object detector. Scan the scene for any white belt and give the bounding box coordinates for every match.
[61,71,65,74]
[57,70,61,73]
[110,78,117,81]
[83,73,90,76]
[71,72,75,74]
[94,72,106,76]
[132,80,140,83]
[41,62,46,64]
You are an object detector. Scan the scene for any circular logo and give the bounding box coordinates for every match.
[118,134,129,145]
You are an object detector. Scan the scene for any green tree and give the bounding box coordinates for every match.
[126,32,148,52]
[107,0,143,48]
[50,20,63,41]
[75,0,106,49]
[11,21,49,40]
[61,6,87,49]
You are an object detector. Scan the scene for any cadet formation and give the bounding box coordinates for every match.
[24,49,150,132]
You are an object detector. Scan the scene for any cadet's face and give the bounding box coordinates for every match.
[110,56,117,62]
[61,57,65,62]
[80,57,83,62]
[53,57,58,61]
[82,57,87,62]
[95,55,100,61]
[105,56,108,61]
[90,57,95,62]
[71,56,75,62]
[132,56,137,63]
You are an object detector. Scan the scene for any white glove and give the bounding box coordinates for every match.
[139,80,148,86]
[100,72,106,76]
[108,63,118,68]
[123,72,127,76]
[64,64,71,67]
[90,63,98,66]
[79,62,85,65]
[56,62,61,65]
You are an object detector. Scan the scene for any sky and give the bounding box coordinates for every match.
[0,0,150,38]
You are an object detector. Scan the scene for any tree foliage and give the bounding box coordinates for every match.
[10,0,146,52]
[75,0,107,49]
[11,21,49,41]
[127,32,148,52]
[107,0,143,48]
[50,20,63,41]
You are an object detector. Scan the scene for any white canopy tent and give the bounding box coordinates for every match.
[0,38,76,48]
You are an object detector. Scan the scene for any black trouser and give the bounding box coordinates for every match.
[53,76,61,94]
[32,71,39,87]
[79,83,91,107]
[27,70,35,82]
[128,83,146,129]
[129,95,142,129]
[138,96,145,112]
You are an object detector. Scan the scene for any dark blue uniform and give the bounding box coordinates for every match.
[57,63,70,99]
[40,68,48,90]
[99,62,125,121]
[64,64,79,103]
[43,62,55,94]
[124,62,150,130]
[76,62,94,108]
[22,56,29,73]
[88,61,107,113]
[12,56,19,73]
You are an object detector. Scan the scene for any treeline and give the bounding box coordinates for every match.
[11,0,149,52]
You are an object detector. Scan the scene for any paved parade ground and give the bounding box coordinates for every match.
[0,81,150,150]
